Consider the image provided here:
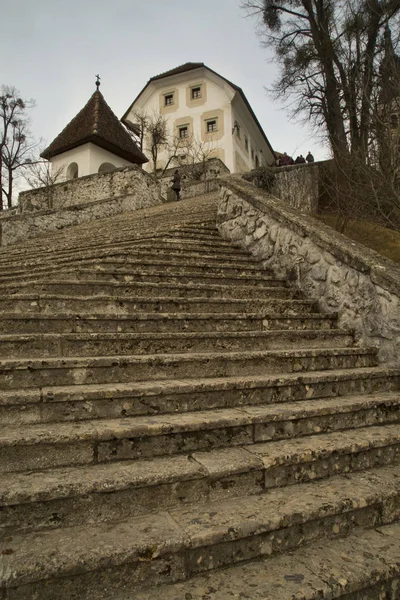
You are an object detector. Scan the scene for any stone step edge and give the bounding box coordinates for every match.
[2,423,400,507]
[5,280,294,294]
[0,366,397,407]
[0,311,337,322]
[2,391,398,447]
[0,269,284,283]
[0,346,377,371]
[0,246,258,265]
[0,294,316,307]
[0,257,270,274]
[0,328,354,343]
[1,465,399,590]
[133,523,400,600]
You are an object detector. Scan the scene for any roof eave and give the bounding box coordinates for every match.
[41,135,148,164]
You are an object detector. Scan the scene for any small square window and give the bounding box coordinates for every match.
[206,119,218,133]
[191,86,201,99]
[164,94,174,106]
[178,126,189,139]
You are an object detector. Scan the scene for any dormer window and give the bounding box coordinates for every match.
[191,86,202,99]
[164,93,174,106]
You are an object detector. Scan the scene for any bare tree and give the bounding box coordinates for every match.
[22,158,65,190]
[127,111,220,178]
[0,86,38,209]
[123,111,148,152]
[242,0,400,161]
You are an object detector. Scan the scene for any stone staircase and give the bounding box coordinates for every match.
[1,192,400,600]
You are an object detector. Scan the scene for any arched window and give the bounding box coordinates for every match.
[255,155,260,168]
[98,162,117,174]
[66,162,79,180]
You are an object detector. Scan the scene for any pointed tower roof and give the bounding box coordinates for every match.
[41,90,148,164]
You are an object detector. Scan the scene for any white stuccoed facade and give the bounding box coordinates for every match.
[123,65,275,174]
[51,143,134,181]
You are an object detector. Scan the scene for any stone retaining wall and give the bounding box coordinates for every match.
[217,176,400,366]
[17,165,159,213]
[0,168,161,246]
[244,161,327,213]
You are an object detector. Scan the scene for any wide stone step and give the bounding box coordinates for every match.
[0,329,355,359]
[0,294,319,315]
[2,423,400,535]
[5,280,298,301]
[1,367,398,426]
[134,523,400,600]
[73,257,274,275]
[0,347,378,391]
[47,269,286,288]
[0,259,276,282]
[0,267,283,288]
[1,465,399,599]
[0,244,258,270]
[0,312,338,335]
[129,236,235,249]
[2,391,396,474]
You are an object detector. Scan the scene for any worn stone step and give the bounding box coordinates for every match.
[1,465,399,599]
[0,330,355,359]
[0,267,283,288]
[0,294,319,316]
[0,347,378,391]
[133,523,400,600]
[0,259,276,283]
[2,423,400,535]
[1,367,398,426]
[1,391,396,474]
[5,280,299,301]
[0,244,258,270]
[73,257,274,275]
[50,269,286,288]
[0,312,338,335]
[130,230,232,250]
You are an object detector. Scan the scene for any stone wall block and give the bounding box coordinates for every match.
[306,248,322,265]
[253,223,268,240]
[268,224,279,244]
[328,266,342,285]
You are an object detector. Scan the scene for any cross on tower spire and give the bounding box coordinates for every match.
[95,74,101,90]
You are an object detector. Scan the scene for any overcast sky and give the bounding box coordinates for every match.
[1,0,329,165]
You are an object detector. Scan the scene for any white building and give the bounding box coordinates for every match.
[41,86,148,181]
[122,62,275,174]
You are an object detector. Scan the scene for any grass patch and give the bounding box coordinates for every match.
[314,213,400,264]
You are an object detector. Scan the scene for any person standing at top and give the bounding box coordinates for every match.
[279,152,294,166]
[306,151,315,163]
[171,170,181,201]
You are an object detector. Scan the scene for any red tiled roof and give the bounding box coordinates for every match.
[41,90,148,164]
